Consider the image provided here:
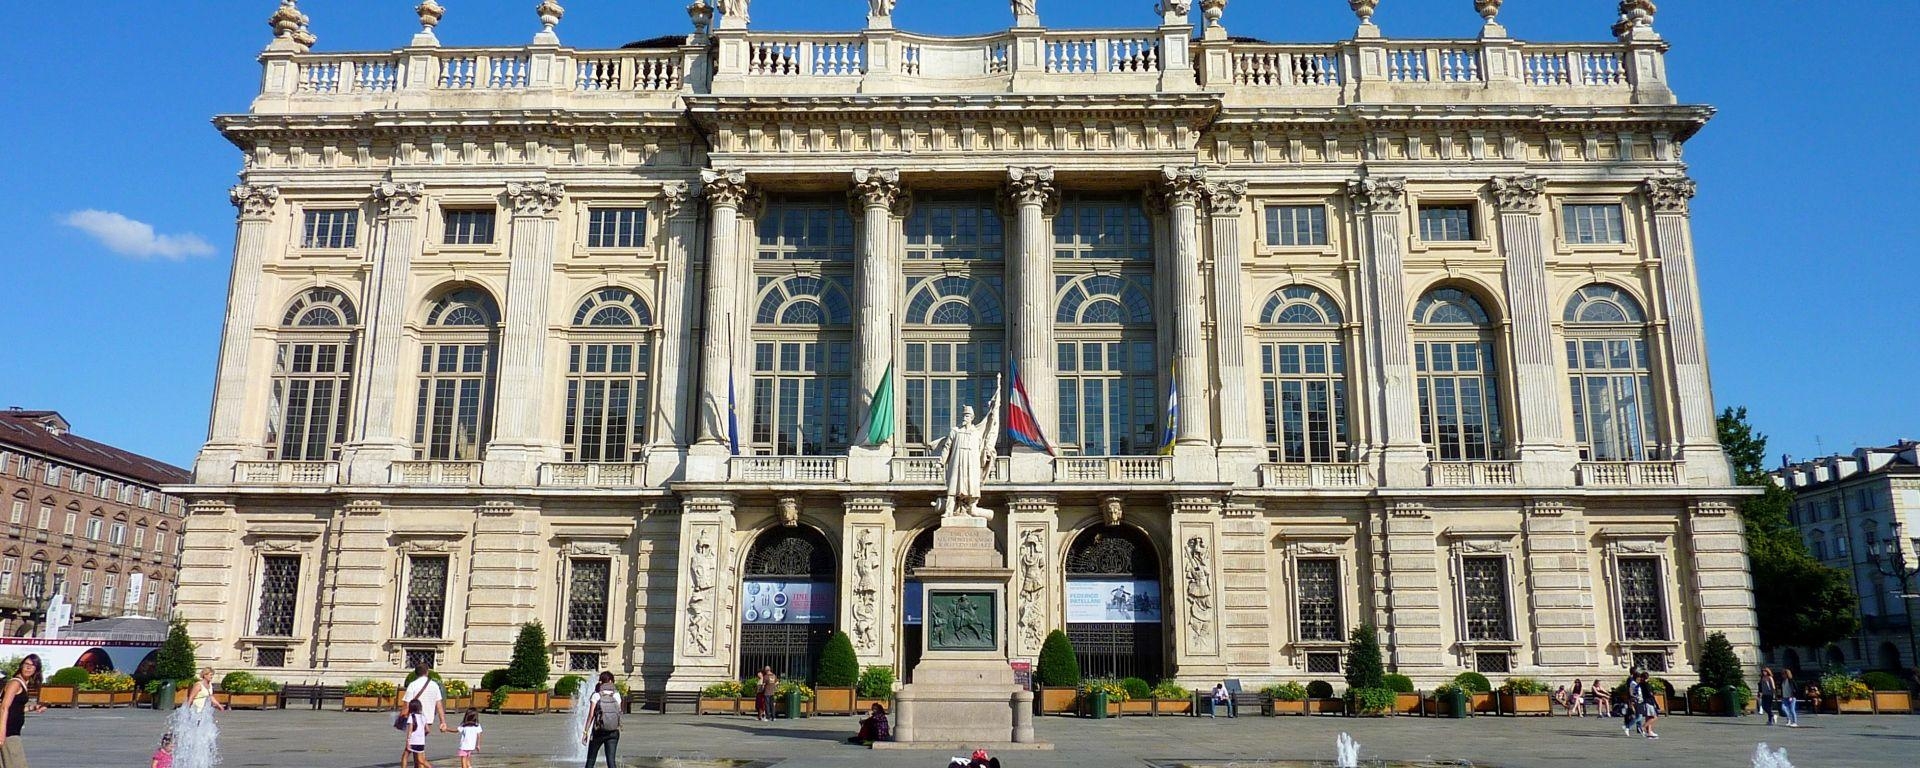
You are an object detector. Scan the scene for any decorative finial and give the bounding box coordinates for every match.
[688,0,713,37]
[1200,0,1227,28]
[1612,0,1657,40]
[533,0,564,44]
[416,0,446,31]
[291,24,317,51]
[1475,0,1501,22]
[1349,0,1379,26]
[268,0,308,40]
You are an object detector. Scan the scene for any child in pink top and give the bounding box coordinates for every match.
[150,733,175,768]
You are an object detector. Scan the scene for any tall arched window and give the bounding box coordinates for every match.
[563,288,654,462]
[267,287,359,460]
[751,275,854,454]
[1563,284,1658,461]
[413,287,500,461]
[1257,285,1350,463]
[902,273,1004,450]
[1055,273,1158,456]
[1412,288,1505,461]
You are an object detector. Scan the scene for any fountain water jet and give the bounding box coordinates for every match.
[559,672,598,764]
[1751,742,1794,768]
[1335,733,1359,768]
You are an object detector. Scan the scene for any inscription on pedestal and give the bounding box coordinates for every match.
[928,590,997,651]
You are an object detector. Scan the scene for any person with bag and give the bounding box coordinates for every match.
[397,663,451,767]
[1758,668,1779,726]
[581,672,621,768]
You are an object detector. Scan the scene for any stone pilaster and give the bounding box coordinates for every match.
[341,181,426,485]
[1647,177,1730,484]
[1005,167,1058,479]
[1205,178,1260,483]
[841,494,896,666]
[669,492,739,689]
[1381,501,1444,668]
[648,182,698,481]
[1492,176,1578,485]
[1006,493,1058,659]
[1217,497,1274,671]
[1159,167,1214,463]
[1169,493,1228,680]
[177,500,243,666]
[459,501,543,669]
[850,169,906,479]
[314,500,393,667]
[1685,499,1760,666]
[1521,500,1597,667]
[1350,178,1427,487]
[195,184,280,484]
[485,180,567,486]
[689,170,756,480]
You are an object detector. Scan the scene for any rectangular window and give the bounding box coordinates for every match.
[1418,204,1476,242]
[1566,338,1656,461]
[257,648,288,668]
[905,197,1004,260]
[255,555,301,636]
[134,527,145,549]
[1053,198,1152,260]
[413,342,495,461]
[147,588,159,613]
[0,559,13,595]
[103,574,116,607]
[1460,556,1513,642]
[1054,340,1159,456]
[1563,204,1625,245]
[70,472,83,491]
[63,514,76,535]
[8,501,21,525]
[750,340,853,455]
[110,523,126,545]
[37,507,51,529]
[402,556,451,639]
[79,571,94,603]
[141,490,154,509]
[1616,556,1669,641]
[563,341,652,462]
[586,208,647,249]
[268,340,357,461]
[44,464,59,486]
[903,340,1003,451]
[301,209,360,249]
[1295,558,1343,642]
[1260,341,1349,463]
[155,532,167,554]
[566,559,612,642]
[1415,341,1505,460]
[86,518,103,540]
[1266,205,1329,247]
[756,201,855,261]
[442,209,497,246]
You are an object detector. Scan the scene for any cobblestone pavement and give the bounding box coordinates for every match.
[17,707,1917,768]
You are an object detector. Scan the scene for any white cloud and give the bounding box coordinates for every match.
[61,209,215,260]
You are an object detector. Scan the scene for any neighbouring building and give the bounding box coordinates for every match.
[177,0,1759,690]
[0,409,190,634]
[1771,441,1920,673]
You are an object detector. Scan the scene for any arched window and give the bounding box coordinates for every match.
[1056,273,1158,456]
[1257,285,1350,463]
[903,274,1004,450]
[267,287,360,461]
[1413,288,1505,461]
[751,275,854,454]
[1564,284,1658,461]
[564,288,654,463]
[1065,525,1164,681]
[413,287,501,461]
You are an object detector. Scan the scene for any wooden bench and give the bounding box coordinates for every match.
[280,684,347,710]
[638,690,700,714]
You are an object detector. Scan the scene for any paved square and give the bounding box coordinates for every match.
[19,708,1916,767]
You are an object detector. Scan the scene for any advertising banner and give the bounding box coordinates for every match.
[741,580,835,624]
[1065,579,1162,623]
[903,579,924,625]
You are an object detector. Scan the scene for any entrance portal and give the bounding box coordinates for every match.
[737,526,837,683]
[899,528,937,682]
[1065,524,1165,682]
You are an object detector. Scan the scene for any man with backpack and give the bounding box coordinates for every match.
[581,672,622,768]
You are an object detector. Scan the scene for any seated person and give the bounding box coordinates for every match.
[850,703,890,745]
[1589,680,1611,715]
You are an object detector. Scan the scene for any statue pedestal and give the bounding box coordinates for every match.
[878,523,1051,751]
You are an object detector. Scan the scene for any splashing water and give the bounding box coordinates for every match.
[1752,743,1794,768]
[168,695,222,768]
[560,673,598,764]
[1335,732,1360,768]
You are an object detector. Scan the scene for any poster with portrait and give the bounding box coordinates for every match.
[740,580,835,624]
[1065,579,1162,623]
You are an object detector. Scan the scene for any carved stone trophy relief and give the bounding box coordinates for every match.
[1016,528,1047,653]
[852,527,881,650]
[1184,535,1215,653]
[686,531,717,655]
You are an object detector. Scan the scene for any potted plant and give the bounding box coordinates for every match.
[550,674,585,713]
[1427,682,1467,717]
[76,671,137,707]
[218,671,281,709]
[344,679,399,710]
[1498,676,1552,715]
[1078,679,1125,718]
[1820,672,1873,714]
[1382,674,1420,714]
[1033,630,1081,715]
[474,668,511,710]
[1149,681,1192,715]
[444,679,473,711]
[1304,680,1345,714]
[814,632,860,715]
[1264,682,1309,716]
[151,619,196,708]
[855,665,895,712]
[1117,678,1154,715]
[1454,672,1495,713]
[489,622,553,713]
[39,667,89,707]
[1860,671,1914,713]
[698,680,745,714]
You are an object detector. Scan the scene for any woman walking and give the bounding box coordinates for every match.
[1780,668,1800,727]
[1758,668,1778,725]
[754,667,778,722]
[0,654,49,768]
[581,672,621,768]
[170,667,228,768]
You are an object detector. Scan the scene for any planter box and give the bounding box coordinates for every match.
[1420,697,1462,717]
[1269,698,1309,716]
[1469,692,1497,714]
[814,687,856,716]
[75,690,137,707]
[1500,693,1552,716]
[493,690,551,713]
[38,686,77,707]
[1118,700,1154,715]
[445,696,473,712]
[1307,698,1346,715]
[1036,687,1078,715]
[173,689,190,707]
[1152,698,1193,716]
[1824,697,1874,714]
[548,696,573,713]
[221,692,280,710]
[698,697,746,715]
[1871,691,1914,713]
[1393,693,1422,715]
[343,695,397,712]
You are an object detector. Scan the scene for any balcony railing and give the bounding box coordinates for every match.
[1053,456,1173,484]
[1576,461,1682,487]
[1427,461,1518,487]
[538,462,648,487]
[389,461,483,486]
[730,456,847,483]
[888,456,1011,484]
[1257,462,1371,489]
[232,461,339,486]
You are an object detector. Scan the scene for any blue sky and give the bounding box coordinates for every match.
[1,1,1914,469]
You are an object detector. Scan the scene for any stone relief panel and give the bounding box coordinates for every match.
[1184,534,1216,653]
[1015,527,1047,654]
[851,526,881,651]
[685,528,718,655]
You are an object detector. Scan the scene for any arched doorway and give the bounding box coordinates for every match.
[1879,641,1902,671]
[900,528,937,683]
[1782,648,1802,673]
[1065,524,1165,682]
[738,526,837,683]
[1825,645,1846,669]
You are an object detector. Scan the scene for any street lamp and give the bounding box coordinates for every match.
[1863,521,1920,670]
[20,570,52,638]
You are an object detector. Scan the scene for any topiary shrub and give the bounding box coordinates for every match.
[479,668,512,692]
[1696,631,1746,692]
[1035,630,1081,688]
[1306,680,1334,699]
[1452,672,1492,694]
[506,621,551,690]
[1861,670,1906,692]
[154,619,196,687]
[1381,674,1414,694]
[48,667,91,687]
[553,674,586,698]
[1344,623,1385,692]
[816,631,859,687]
[1262,682,1308,701]
[1119,677,1152,701]
[856,666,895,699]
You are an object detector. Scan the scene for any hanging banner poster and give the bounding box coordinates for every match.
[903,579,924,625]
[1065,579,1162,623]
[741,580,836,624]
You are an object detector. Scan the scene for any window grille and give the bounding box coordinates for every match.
[1461,556,1513,642]
[255,555,301,636]
[257,648,289,668]
[403,556,450,639]
[404,649,437,671]
[1296,558,1344,642]
[1617,557,1669,641]
[1305,652,1343,674]
[566,559,612,641]
[1632,652,1667,673]
[1474,652,1510,673]
[570,651,602,672]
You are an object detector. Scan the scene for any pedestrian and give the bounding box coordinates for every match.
[755,667,778,722]
[171,667,227,768]
[582,672,621,768]
[1758,668,1778,725]
[1780,669,1800,727]
[1209,683,1232,719]
[401,663,453,740]
[1621,674,1642,735]
[0,654,48,768]
[150,733,175,768]
[456,709,482,768]
[1636,671,1660,740]
[402,699,433,768]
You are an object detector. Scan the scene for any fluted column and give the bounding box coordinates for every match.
[1161,167,1213,452]
[340,181,426,485]
[484,180,567,486]
[850,169,905,479]
[194,184,280,484]
[1647,177,1731,484]
[1493,175,1578,485]
[648,182,697,482]
[1005,167,1057,477]
[1350,177,1427,487]
[689,170,756,479]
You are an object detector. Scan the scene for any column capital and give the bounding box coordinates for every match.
[1004,166,1057,207]
[186,499,237,517]
[680,491,740,515]
[699,168,757,210]
[660,180,693,218]
[228,184,281,220]
[1007,493,1058,514]
[505,180,566,217]
[850,168,907,213]
[371,180,426,218]
[1205,178,1248,216]
[1646,175,1697,215]
[1168,492,1223,515]
[1158,165,1210,207]
[843,493,897,516]
[1689,498,1738,518]
[1347,176,1407,214]
[1490,174,1546,214]
[1386,500,1429,519]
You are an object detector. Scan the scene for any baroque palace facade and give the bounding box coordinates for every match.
[179,0,1758,689]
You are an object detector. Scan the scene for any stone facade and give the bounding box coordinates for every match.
[178,1,1757,689]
